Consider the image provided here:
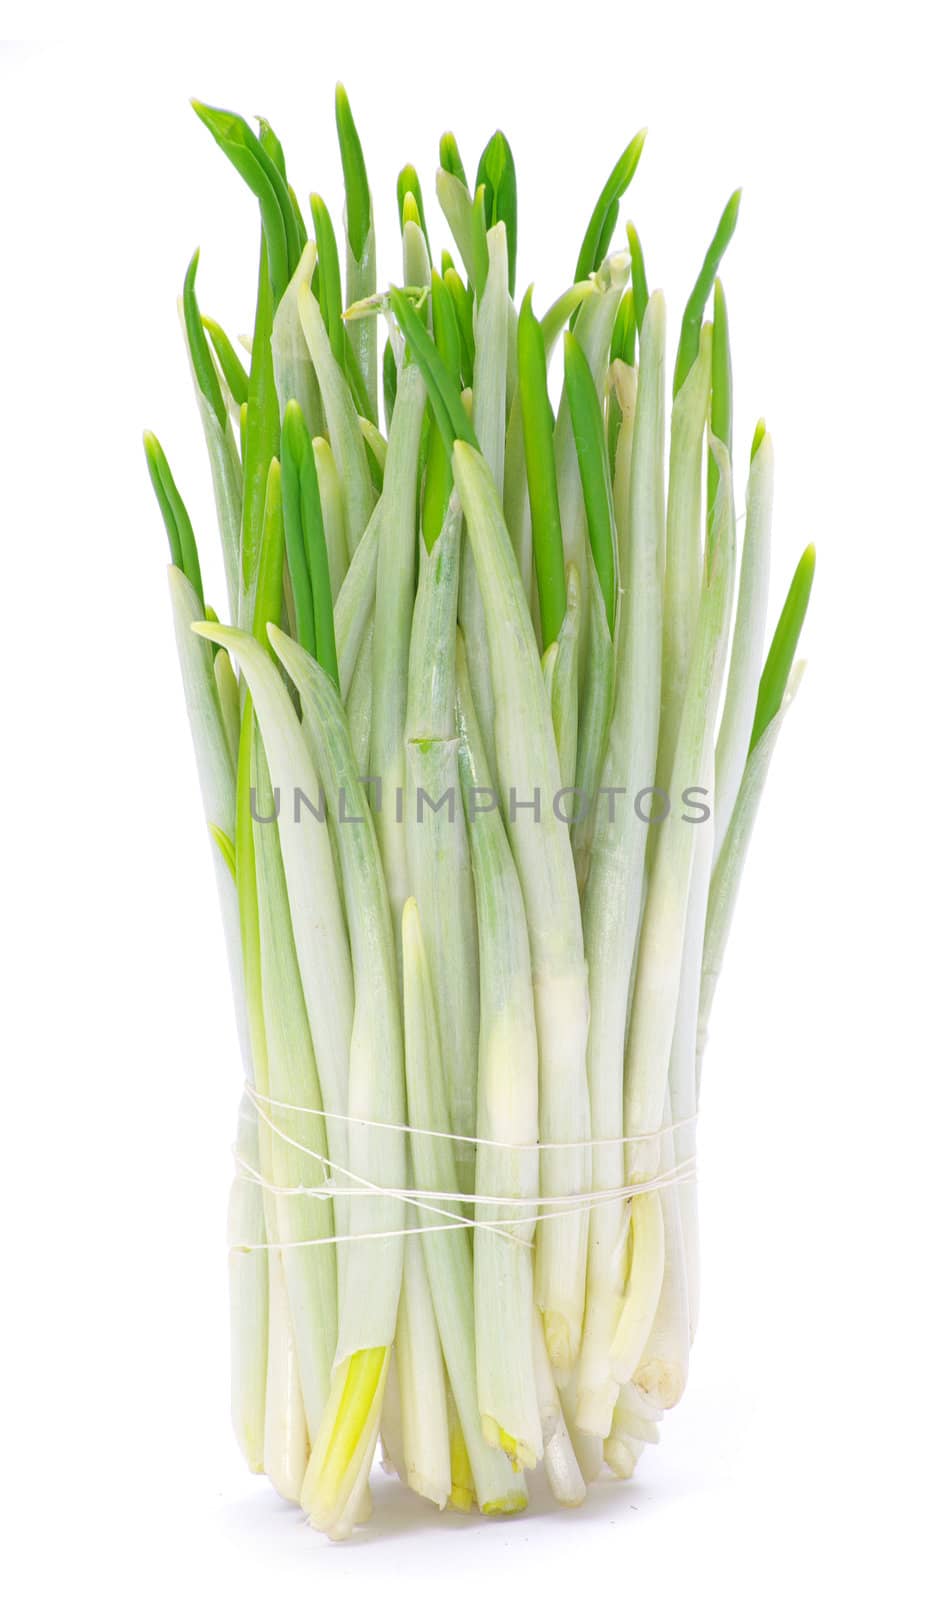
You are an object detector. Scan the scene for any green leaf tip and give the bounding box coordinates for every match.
[750,544,815,750]
[439,131,467,186]
[256,116,287,179]
[143,431,204,607]
[310,192,346,369]
[673,188,742,396]
[397,165,430,253]
[626,222,649,335]
[750,417,767,459]
[190,97,301,301]
[402,189,422,229]
[707,277,733,525]
[476,129,517,293]
[183,248,227,431]
[201,315,249,407]
[575,129,647,284]
[335,83,372,259]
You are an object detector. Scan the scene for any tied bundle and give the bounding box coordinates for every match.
[145,88,814,1540]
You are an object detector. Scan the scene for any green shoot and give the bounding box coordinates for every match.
[143,431,204,607]
[575,131,647,283]
[240,240,280,602]
[281,401,340,687]
[444,267,475,386]
[256,116,287,177]
[310,194,346,371]
[397,165,431,255]
[626,222,649,335]
[476,131,518,294]
[389,287,478,454]
[672,188,741,396]
[564,331,616,633]
[439,131,467,185]
[749,545,815,750]
[470,186,490,299]
[335,83,372,259]
[253,458,286,648]
[202,315,249,407]
[191,100,303,299]
[707,278,733,533]
[518,289,566,649]
[610,289,636,367]
[183,250,227,429]
[421,272,460,550]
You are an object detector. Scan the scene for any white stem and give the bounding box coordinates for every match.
[228,1097,268,1472]
[395,1233,451,1508]
[532,1313,586,1507]
[714,433,774,857]
[452,440,592,1373]
[262,1250,308,1505]
[371,362,427,943]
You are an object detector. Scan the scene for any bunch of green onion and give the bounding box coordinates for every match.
[146,87,814,1539]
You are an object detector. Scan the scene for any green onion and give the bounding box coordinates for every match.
[574,131,647,283]
[655,323,713,800]
[553,251,629,646]
[456,638,541,1474]
[518,288,566,650]
[150,93,814,1537]
[397,164,431,256]
[405,500,479,1186]
[475,131,518,294]
[335,84,378,424]
[707,277,733,527]
[403,896,530,1504]
[714,422,774,854]
[280,399,339,686]
[452,439,591,1373]
[183,250,227,430]
[202,315,249,407]
[310,193,347,371]
[564,329,616,632]
[297,242,376,555]
[144,432,204,605]
[672,188,742,396]
[544,562,582,792]
[574,293,667,1434]
[191,100,303,301]
[750,544,816,749]
[626,223,649,335]
[439,131,467,185]
[371,362,428,942]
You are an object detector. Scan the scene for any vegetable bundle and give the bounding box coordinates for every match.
[146,87,814,1539]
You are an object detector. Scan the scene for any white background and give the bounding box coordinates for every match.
[2,8,950,1595]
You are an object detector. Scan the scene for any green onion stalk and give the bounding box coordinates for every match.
[574,292,667,1434]
[145,90,814,1536]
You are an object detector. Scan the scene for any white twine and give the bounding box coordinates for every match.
[230,1160,696,1251]
[247,1094,520,1245]
[231,1084,698,1251]
[243,1084,698,1152]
